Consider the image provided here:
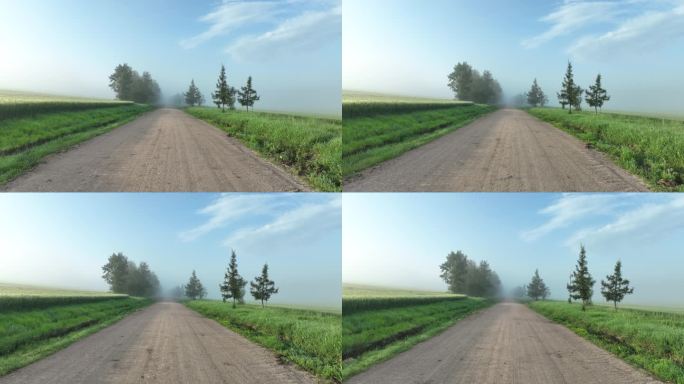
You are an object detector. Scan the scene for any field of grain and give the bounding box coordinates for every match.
[0,284,151,376]
[528,108,684,191]
[185,107,341,192]
[530,301,684,383]
[342,284,491,379]
[342,92,495,177]
[0,92,152,185]
[184,300,342,382]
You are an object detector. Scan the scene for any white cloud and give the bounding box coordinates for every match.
[180,0,341,60]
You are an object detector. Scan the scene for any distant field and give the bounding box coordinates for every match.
[0,284,150,376]
[185,300,341,382]
[528,108,684,191]
[342,92,495,178]
[0,91,152,186]
[185,107,341,192]
[530,301,684,384]
[342,284,491,379]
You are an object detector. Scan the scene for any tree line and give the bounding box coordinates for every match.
[101,252,160,297]
[181,65,260,112]
[523,61,610,114]
[179,250,279,308]
[439,250,501,297]
[517,245,634,311]
[447,62,503,104]
[108,64,161,104]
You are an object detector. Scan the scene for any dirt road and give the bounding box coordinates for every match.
[347,302,660,384]
[3,108,307,192]
[345,109,648,192]
[0,302,316,384]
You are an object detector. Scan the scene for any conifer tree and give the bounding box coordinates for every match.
[526,79,548,107]
[250,264,279,307]
[567,245,595,310]
[526,269,550,301]
[212,65,234,112]
[561,61,580,114]
[601,260,633,310]
[219,250,247,308]
[184,79,203,107]
[184,270,206,300]
[237,76,260,112]
[572,85,584,112]
[557,90,568,110]
[585,73,610,114]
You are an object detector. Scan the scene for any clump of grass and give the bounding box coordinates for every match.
[185,108,341,192]
[185,300,341,382]
[0,297,151,375]
[528,108,684,191]
[343,104,496,177]
[530,300,684,383]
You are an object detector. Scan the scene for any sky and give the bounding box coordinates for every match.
[0,193,341,309]
[343,0,684,114]
[0,0,341,115]
[343,193,684,308]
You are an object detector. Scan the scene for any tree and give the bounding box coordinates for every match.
[557,90,568,110]
[219,250,247,308]
[440,251,470,294]
[601,260,634,310]
[237,76,260,112]
[526,269,550,301]
[184,79,203,107]
[109,64,160,104]
[109,64,135,101]
[572,85,583,112]
[561,61,581,114]
[102,252,129,294]
[567,245,595,310]
[448,62,474,101]
[440,250,501,297]
[511,285,527,299]
[250,264,279,307]
[526,78,548,107]
[585,73,610,114]
[212,64,235,112]
[184,270,206,300]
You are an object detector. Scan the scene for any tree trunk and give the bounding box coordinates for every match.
[232,298,236,309]
[614,301,617,311]
[261,299,264,308]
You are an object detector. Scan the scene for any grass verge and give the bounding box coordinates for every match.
[342,296,492,380]
[343,104,496,178]
[0,296,151,376]
[529,300,684,383]
[184,300,342,382]
[0,104,152,185]
[185,107,341,192]
[527,108,684,191]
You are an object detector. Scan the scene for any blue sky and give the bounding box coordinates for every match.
[343,0,684,114]
[343,193,684,307]
[0,0,341,115]
[0,193,341,309]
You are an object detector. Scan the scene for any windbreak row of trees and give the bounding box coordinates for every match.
[447,62,502,104]
[180,66,260,112]
[109,64,161,104]
[101,252,160,297]
[439,250,501,297]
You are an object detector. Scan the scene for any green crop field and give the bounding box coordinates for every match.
[185,107,342,192]
[528,108,684,191]
[0,284,151,376]
[342,284,491,379]
[184,300,342,382]
[342,92,495,178]
[530,301,684,384]
[0,91,152,185]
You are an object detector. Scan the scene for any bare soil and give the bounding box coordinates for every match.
[3,108,308,192]
[346,302,661,384]
[0,302,318,384]
[345,109,648,192]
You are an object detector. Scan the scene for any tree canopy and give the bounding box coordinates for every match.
[439,250,501,297]
[109,64,160,104]
[101,252,160,297]
[447,62,502,104]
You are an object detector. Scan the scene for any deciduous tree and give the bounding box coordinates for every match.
[102,252,129,294]
[601,260,633,310]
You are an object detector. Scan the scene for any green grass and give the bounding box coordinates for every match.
[0,103,152,185]
[528,107,684,191]
[0,90,133,121]
[185,107,342,192]
[341,284,492,379]
[0,295,151,376]
[343,99,496,177]
[184,300,341,382]
[530,300,684,384]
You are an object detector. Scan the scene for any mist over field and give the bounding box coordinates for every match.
[343,193,684,308]
[0,193,342,309]
[343,0,684,115]
[0,0,341,115]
